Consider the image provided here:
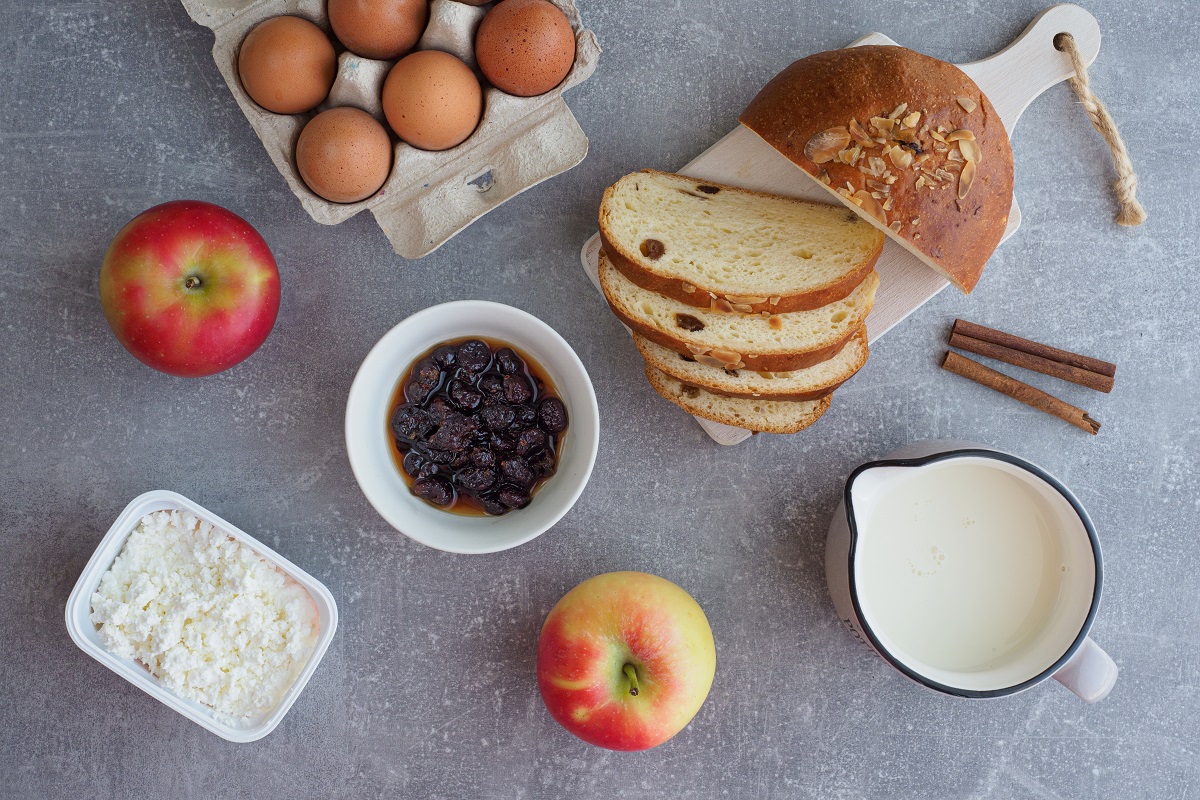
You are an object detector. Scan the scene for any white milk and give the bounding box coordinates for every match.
[856,462,1067,674]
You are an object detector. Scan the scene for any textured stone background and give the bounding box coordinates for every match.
[2,0,1197,797]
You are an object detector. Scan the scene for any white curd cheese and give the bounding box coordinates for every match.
[90,509,320,721]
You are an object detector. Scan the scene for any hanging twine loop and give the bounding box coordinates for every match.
[1054,32,1147,226]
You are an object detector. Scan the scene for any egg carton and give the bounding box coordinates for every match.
[180,0,600,258]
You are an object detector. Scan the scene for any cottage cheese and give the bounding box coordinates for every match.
[90,509,319,721]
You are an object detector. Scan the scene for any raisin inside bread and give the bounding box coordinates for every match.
[634,327,868,402]
[644,366,833,434]
[599,170,884,313]
[600,250,878,372]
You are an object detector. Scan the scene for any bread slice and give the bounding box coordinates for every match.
[600,250,878,372]
[644,366,833,434]
[739,45,1014,294]
[634,327,868,401]
[599,170,883,313]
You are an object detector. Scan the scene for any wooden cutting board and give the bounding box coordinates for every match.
[580,3,1101,444]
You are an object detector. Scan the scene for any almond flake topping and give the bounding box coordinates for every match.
[901,111,921,128]
[848,118,875,147]
[958,160,976,199]
[956,96,977,112]
[958,138,982,164]
[889,221,902,233]
[888,103,908,120]
[888,147,914,169]
[804,128,852,163]
[945,129,976,142]
[853,190,886,223]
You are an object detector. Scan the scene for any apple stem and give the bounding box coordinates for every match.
[623,663,639,697]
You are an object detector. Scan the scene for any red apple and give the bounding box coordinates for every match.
[536,571,717,751]
[99,201,280,377]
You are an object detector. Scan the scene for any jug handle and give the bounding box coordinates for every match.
[1052,637,1117,703]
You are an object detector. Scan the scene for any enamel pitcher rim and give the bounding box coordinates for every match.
[842,447,1103,698]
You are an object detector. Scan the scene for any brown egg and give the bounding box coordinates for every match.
[328,0,429,61]
[295,107,393,203]
[238,16,337,114]
[382,51,483,151]
[475,0,575,97]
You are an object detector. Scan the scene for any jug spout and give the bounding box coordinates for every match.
[847,464,911,524]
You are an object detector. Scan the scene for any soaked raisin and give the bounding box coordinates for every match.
[470,448,496,469]
[391,404,432,443]
[503,374,532,404]
[529,449,556,479]
[413,477,453,506]
[498,486,532,509]
[480,404,515,431]
[456,467,496,494]
[455,339,491,373]
[448,380,483,411]
[501,458,535,488]
[428,413,477,452]
[514,428,546,456]
[480,498,508,516]
[495,348,521,375]
[537,397,568,433]
[478,374,504,398]
[430,345,457,368]
[426,396,453,423]
[402,451,436,479]
[512,404,537,427]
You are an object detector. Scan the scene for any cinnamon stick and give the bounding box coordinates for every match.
[942,351,1101,435]
[952,319,1117,380]
[949,332,1115,393]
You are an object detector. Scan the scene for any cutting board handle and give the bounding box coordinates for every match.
[958,4,1101,134]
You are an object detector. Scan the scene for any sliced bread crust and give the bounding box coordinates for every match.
[634,327,868,401]
[644,366,833,434]
[599,170,884,313]
[600,251,878,372]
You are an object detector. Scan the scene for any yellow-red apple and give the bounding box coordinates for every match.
[99,201,279,377]
[536,571,716,751]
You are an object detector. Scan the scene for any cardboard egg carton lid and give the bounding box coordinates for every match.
[180,0,600,258]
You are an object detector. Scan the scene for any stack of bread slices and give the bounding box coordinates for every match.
[597,170,884,434]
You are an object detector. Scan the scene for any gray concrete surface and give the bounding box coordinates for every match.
[2,0,1197,797]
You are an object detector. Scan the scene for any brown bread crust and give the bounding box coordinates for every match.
[598,170,882,313]
[739,45,1014,294]
[602,291,860,373]
[644,366,834,434]
[633,328,868,401]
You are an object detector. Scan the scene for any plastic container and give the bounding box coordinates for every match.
[64,490,339,743]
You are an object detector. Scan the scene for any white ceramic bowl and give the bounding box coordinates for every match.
[64,490,339,743]
[345,301,600,553]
